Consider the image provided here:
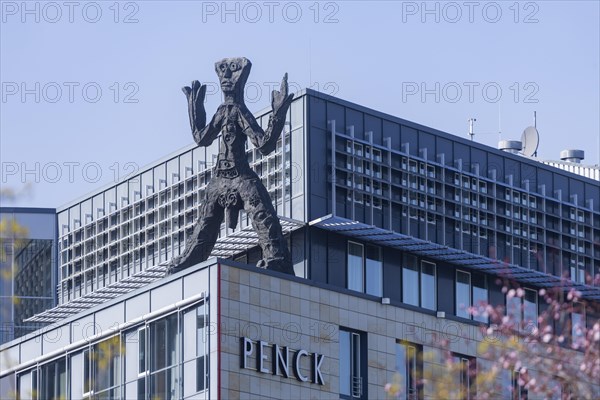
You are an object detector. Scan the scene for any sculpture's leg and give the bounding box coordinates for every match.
[241,178,294,275]
[169,181,224,273]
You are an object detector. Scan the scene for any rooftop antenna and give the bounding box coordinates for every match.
[468,118,476,141]
[521,111,540,157]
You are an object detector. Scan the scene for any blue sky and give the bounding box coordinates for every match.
[1,0,599,208]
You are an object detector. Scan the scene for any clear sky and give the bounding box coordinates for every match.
[1,0,599,208]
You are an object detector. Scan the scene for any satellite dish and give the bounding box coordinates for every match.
[521,126,539,156]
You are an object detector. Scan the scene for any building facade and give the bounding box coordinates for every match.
[1,90,599,399]
[0,208,57,345]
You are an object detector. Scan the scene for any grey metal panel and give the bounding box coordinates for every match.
[327,232,346,288]
[151,279,183,312]
[95,302,125,334]
[309,228,327,283]
[125,292,150,322]
[437,265,454,315]
[383,247,401,302]
[19,337,41,363]
[308,126,328,220]
[183,268,209,299]
[71,314,95,343]
[2,345,20,368]
[41,324,69,353]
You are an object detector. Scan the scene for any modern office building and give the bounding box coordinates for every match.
[0,208,57,345]
[1,89,599,399]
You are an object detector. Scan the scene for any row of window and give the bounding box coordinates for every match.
[345,241,589,337]
[15,301,208,400]
[341,328,572,400]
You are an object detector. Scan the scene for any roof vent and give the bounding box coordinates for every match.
[560,149,584,163]
[498,140,522,154]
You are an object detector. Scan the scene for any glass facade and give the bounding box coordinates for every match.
[0,209,56,345]
[13,300,208,400]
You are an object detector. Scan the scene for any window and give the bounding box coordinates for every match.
[347,242,383,297]
[506,288,538,329]
[451,353,476,400]
[138,327,147,399]
[195,303,209,392]
[340,328,366,399]
[402,255,419,306]
[396,341,422,400]
[455,271,488,322]
[456,271,471,319]
[571,303,585,348]
[39,358,66,400]
[402,256,436,310]
[149,312,180,399]
[94,336,122,398]
[18,369,37,400]
[420,261,436,310]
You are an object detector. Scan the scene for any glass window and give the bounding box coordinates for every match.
[196,303,208,392]
[18,370,34,400]
[506,294,521,328]
[506,288,537,329]
[571,303,585,347]
[39,358,67,400]
[456,271,471,319]
[347,242,383,297]
[451,353,475,400]
[149,313,179,400]
[420,261,436,310]
[339,328,365,399]
[94,336,121,398]
[402,255,419,306]
[523,289,538,328]
[472,275,488,323]
[347,242,364,293]
[83,349,91,397]
[396,341,422,400]
[365,246,382,297]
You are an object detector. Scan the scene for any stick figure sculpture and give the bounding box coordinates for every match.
[168,57,294,275]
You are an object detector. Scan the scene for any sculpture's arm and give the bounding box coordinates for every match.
[238,74,294,155]
[182,81,222,146]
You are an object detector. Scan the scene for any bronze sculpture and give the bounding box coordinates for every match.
[168,57,295,275]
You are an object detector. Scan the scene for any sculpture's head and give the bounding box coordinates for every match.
[215,57,251,100]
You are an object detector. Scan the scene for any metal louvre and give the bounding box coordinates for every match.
[26,217,305,323]
[310,215,600,301]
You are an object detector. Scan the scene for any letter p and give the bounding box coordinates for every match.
[402,2,419,23]
[402,82,419,102]
[1,2,19,23]
[1,82,19,103]
[202,2,218,23]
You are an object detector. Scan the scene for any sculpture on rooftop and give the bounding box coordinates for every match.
[168,57,295,275]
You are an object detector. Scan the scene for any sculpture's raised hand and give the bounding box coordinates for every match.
[182,80,207,132]
[271,73,294,118]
